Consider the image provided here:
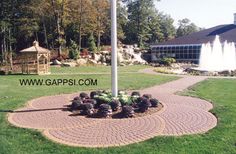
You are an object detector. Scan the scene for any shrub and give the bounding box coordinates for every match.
[80,48,89,58]
[118,90,127,96]
[0,70,7,75]
[80,103,94,116]
[119,95,132,106]
[98,104,112,118]
[80,92,89,100]
[70,90,159,118]
[122,106,135,118]
[143,94,152,99]
[138,97,151,113]
[95,95,111,104]
[131,95,140,108]
[70,99,83,111]
[109,99,121,111]
[154,67,174,74]
[68,40,79,60]
[131,91,141,97]
[94,95,112,108]
[160,58,176,66]
[88,33,97,53]
[150,98,159,107]
[83,99,97,106]
[102,90,112,97]
[90,91,98,99]
[73,96,81,101]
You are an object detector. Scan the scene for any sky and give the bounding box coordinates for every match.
[155,0,236,28]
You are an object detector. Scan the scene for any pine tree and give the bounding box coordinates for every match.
[176,18,200,37]
[88,33,97,53]
[68,39,79,60]
[125,0,160,47]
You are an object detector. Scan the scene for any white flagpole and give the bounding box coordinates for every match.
[111,0,118,97]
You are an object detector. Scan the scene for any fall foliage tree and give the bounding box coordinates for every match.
[0,0,201,62]
[93,0,110,50]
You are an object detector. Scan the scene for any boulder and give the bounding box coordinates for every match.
[62,62,77,67]
[94,53,102,62]
[87,59,97,65]
[118,52,124,63]
[101,51,110,55]
[52,59,62,65]
[119,63,126,67]
[100,56,106,63]
[105,55,111,64]
[76,59,87,66]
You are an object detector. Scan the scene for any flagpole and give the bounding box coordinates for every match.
[111,0,118,97]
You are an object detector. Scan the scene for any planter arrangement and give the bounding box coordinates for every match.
[69,90,160,118]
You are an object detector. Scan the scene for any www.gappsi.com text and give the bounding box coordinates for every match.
[19,78,98,86]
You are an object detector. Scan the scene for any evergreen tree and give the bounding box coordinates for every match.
[88,33,97,53]
[125,0,160,47]
[117,0,128,42]
[68,39,79,60]
[176,18,200,37]
[159,13,176,41]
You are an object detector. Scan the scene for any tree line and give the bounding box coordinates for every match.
[0,0,200,62]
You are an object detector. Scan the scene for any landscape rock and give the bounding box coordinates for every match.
[94,53,102,62]
[87,59,97,65]
[76,59,87,66]
[52,59,62,65]
[62,62,77,67]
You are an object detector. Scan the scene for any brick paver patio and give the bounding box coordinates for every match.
[8,69,217,147]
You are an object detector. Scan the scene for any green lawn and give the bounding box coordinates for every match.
[51,65,149,74]
[0,66,235,154]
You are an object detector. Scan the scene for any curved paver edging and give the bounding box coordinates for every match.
[7,68,217,147]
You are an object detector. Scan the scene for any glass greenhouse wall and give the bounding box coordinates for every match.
[151,44,202,63]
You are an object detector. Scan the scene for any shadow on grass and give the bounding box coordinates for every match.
[0,108,68,113]
[0,73,38,76]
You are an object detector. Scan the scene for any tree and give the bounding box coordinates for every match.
[70,0,96,49]
[125,0,160,47]
[93,0,109,51]
[68,39,79,60]
[27,0,52,48]
[176,18,200,37]
[159,13,176,41]
[0,0,19,64]
[117,0,128,42]
[0,0,180,62]
[88,33,97,53]
[50,0,70,57]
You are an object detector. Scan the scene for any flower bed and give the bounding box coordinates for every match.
[69,90,162,118]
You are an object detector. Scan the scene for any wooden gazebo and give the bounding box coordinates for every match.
[20,41,50,75]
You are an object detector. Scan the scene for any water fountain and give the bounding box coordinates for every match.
[199,35,236,72]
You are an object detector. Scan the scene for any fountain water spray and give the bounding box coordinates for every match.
[199,35,236,71]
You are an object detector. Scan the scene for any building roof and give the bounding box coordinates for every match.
[20,41,50,53]
[153,24,236,46]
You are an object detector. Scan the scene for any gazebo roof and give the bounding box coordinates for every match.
[20,41,50,54]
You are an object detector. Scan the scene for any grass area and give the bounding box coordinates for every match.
[51,65,149,74]
[0,66,235,154]
[0,66,177,154]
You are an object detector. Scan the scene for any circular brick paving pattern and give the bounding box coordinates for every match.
[8,69,217,147]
